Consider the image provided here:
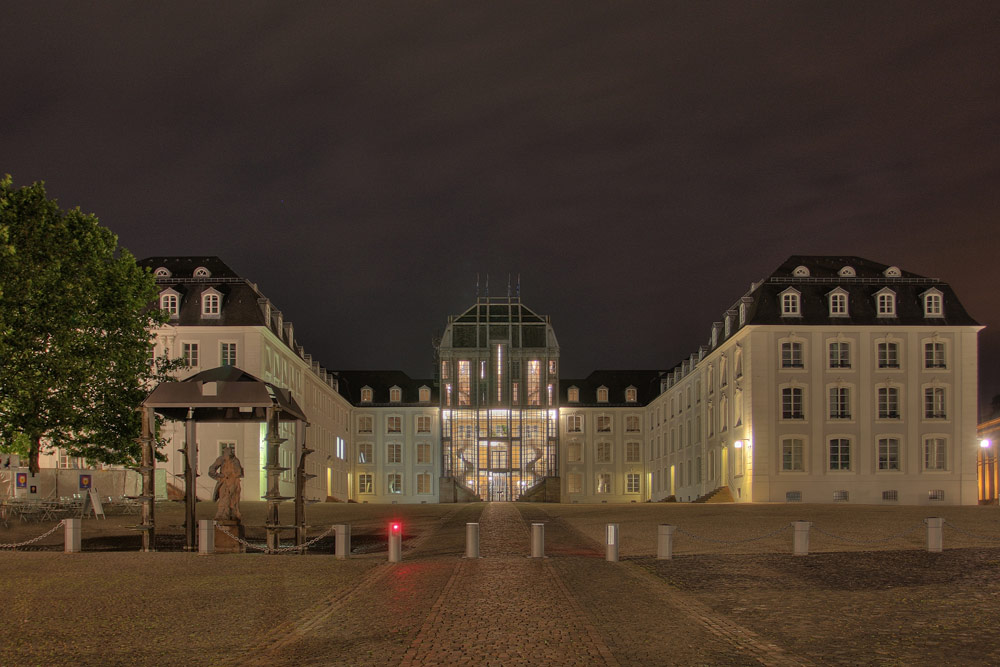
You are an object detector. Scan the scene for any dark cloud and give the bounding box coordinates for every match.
[2,1,999,411]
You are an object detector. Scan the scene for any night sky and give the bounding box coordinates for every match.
[2,3,999,413]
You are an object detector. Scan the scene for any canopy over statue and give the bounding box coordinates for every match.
[209,446,243,522]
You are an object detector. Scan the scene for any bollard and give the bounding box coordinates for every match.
[606,523,619,562]
[388,521,402,562]
[335,524,351,560]
[465,522,480,559]
[530,522,545,558]
[926,517,943,553]
[657,524,675,560]
[64,518,81,553]
[792,521,811,556]
[198,520,215,555]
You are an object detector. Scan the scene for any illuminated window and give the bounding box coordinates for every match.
[829,341,851,368]
[596,442,612,463]
[567,442,582,462]
[548,360,557,375]
[160,292,179,316]
[781,341,803,368]
[781,387,803,420]
[511,382,519,404]
[924,437,947,470]
[829,386,851,419]
[387,473,402,494]
[567,473,582,494]
[358,474,373,494]
[567,415,582,433]
[877,386,900,419]
[387,416,401,433]
[527,360,541,405]
[626,473,640,494]
[625,441,640,463]
[182,342,199,367]
[875,288,896,317]
[358,416,372,433]
[458,360,471,406]
[419,386,431,402]
[441,361,449,380]
[597,386,609,403]
[389,387,401,403]
[877,341,900,369]
[361,387,373,403]
[568,386,579,402]
[780,288,801,316]
[878,437,900,471]
[416,416,431,433]
[358,443,373,464]
[596,473,612,493]
[625,387,637,403]
[924,387,946,419]
[387,443,401,464]
[781,438,804,471]
[547,384,554,406]
[596,415,611,432]
[416,472,432,494]
[924,342,946,369]
[923,290,943,317]
[625,415,640,432]
[220,343,237,367]
[445,383,452,406]
[829,438,851,471]
[417,443,431,464]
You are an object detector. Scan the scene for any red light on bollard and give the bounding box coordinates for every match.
[391,522,401,534]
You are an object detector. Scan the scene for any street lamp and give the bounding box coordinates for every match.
[981,439,996,504]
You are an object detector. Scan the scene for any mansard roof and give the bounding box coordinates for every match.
[335,370,438,406]
[139,256,240,279]
[560,370,662,407]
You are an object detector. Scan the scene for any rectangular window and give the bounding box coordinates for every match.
[829,438,851,471]
[781,342,803,368]
[877,293,896,316]
[358,443,373,464]
[829,341,851,368]
[358,473,373,494]
[924,387,946,419]
[358,416,373,433]
[625,441,640,463]
[416,416,431,433]
[458,360,471,406]
[387,473,402,494]
[782,387,803,419]
[924,342,946,369]
[781,438,804,471]
[924,438,946,470]
[567,415,582,433]
[626,473,640,494]
[878,387,899,419]
[548,360,557,375]
[829,387,851,419]
[829,292,848,316]
[878,438,900,471]
[182,342,199,367]
[567,473,582,494]
[596,416,611,432]
[387,443,401,464]
[416,472,431,494]
[596,473,612,493]
[781,292,800,316]
[221,342,237,367]
[527,360,541,406]
[596,442,612,463]
[417,443,431,464]
[441,360,449,380]
[567,442,582,462]
[877,342,899,369]
[387,416,402,433]
[925,293,943,317]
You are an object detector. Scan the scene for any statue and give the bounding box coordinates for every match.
[208,446,244,522]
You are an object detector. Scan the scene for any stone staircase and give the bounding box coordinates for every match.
[692,486,735,503]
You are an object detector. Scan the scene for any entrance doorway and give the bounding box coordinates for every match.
[488,472,511,501]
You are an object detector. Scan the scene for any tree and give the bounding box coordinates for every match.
[0,175,175,472]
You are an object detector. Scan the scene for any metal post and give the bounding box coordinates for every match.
[140,407,156,552]
[294,419,313,553]
[657,524,675,560]
[335,524,351,559]
[183,416,197,551]
[64,518,81,553]
[530,522,545,558]
[792,520,811,556]
[264,408,288,553]
[926,517,943,553]
[198,520,215,555]
[606,523,619,562]
[465,522,480,558]
[388,522,402,562]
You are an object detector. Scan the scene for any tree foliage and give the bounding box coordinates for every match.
[0,175,177,472]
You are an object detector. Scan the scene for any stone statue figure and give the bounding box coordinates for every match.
[208,446,244,522]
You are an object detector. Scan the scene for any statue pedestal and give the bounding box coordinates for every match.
[214,520,245,554]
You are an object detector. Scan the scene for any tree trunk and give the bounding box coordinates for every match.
[29,434,42,474]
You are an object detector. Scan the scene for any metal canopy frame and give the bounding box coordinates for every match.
[142,366,312,553]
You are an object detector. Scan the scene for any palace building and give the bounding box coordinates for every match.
[138,255,983,506]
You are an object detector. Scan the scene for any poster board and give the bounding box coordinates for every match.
[81,488,106,519]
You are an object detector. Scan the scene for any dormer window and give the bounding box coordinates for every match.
[883,266,901,278]
[711,325,719,347]
[780,288,801,317]
[597,386,609,403]
[193,266,212,278]
[202,288,222,317]
[625,387,637,403]
[568,386,579,403]
[360,387,373,403]
[923,289,944,318]
[154,267,171,278]
[738,302,746,326]
[724,315,731,338]
[875,288,896,317]
[828,288,849,317]
[838,266,856,277]
[389,386,402,403]
[792,265,810,277]
[159,289,180,318]
[418,386,431,402]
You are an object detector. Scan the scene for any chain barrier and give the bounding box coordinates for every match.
[216,525,335,554]
[942,520,1000,542]
[675,523,791,545]
[0,519,66,549]
[810,523,923,545]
